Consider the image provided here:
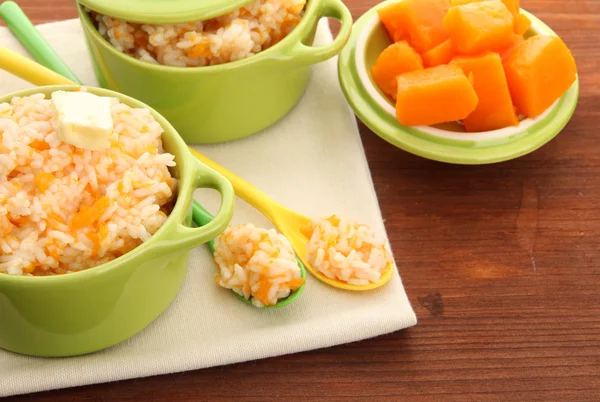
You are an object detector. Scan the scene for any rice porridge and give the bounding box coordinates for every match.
[0,91,176,276]
[88,0,307,67]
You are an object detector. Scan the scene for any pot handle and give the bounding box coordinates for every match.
[284,0,353,65]
[165,159,235,251]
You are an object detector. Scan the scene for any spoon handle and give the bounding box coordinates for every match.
[192,202,216,253]
[0,46,74,86]
[0,1,81,84]
[189,147,277,220]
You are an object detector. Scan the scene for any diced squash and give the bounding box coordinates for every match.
[422,39,454,67]
[371,41,424,98]
[514,13,531,35]
[34,172,55,193]
[503,35,577,118]
[71,196,110,230]
[450,0,520,18]
[378,0,451,53]
[30,140,50,151]
[285,278,306,289]
[400,0,451,53]
[377,3,407,42]
[451,0,527,34]
[451,52,518,132]
[498,34,525,61]
[499,0,519,17]
[443,0,515,54]
[395,64,479,126]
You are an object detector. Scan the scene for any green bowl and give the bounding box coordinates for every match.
[337,1,579,165]
[0,85,235,357]
[75,0,352,144]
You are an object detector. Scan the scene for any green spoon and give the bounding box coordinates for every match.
[0,1,80,84]
[2,5,306,308]
[192,202,306,308]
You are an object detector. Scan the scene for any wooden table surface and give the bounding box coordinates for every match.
[5,0,600,400]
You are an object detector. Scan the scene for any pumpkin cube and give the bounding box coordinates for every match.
[444,0,515,54]
[395,64,479,126]
[450,0,527,34]
[371,41,424,98]
[514,13,531,35]
[451,52,518,132]
[503,35,577,118]
[498,34,525,61]
[377,3,408,42]
[421,39,454,67]
[499,0,520,17]
[450,0,520,18]
[378,0,451,53]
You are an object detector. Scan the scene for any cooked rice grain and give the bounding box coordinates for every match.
[89,0,306,67]
[214,223,304,307]
[0,92,176,276]
[305,215,393,285]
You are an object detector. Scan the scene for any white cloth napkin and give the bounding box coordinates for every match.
[0,19,417,397]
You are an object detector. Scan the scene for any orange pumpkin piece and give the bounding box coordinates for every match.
[514,13,531,35]
[443,0,515,54]
[498,33,525,61]
[499,0,519,17]
[421,39,454,67]
[371,41,424,98]
[395,64,479,126]
[503,35,577,118]
[451,52,518,132]
[285,278,306,289]
[71,196,110,230]
[29,140,50,151]
[34,172,55,193]
[450,0,520,18]
[451,0,528,34]
[377,3,408,42]
[378,0,451,53]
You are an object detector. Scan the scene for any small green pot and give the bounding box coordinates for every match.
[0,85,235,357]
[75,0,352,144]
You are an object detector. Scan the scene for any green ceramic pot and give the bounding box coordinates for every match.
[0,85,235,357]
[75,0,352,144]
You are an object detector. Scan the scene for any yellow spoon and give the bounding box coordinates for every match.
[0,46,393,291]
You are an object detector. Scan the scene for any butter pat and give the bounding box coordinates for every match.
[51,90,113,150]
